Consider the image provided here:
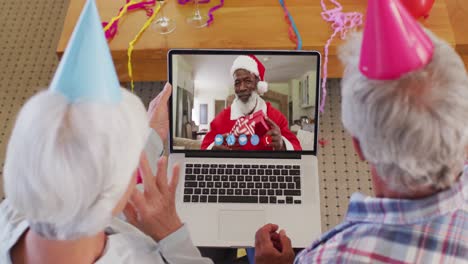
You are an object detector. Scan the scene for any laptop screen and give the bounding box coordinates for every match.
[169,50,320,155]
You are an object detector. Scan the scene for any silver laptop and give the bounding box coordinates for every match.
[167,50,321,248]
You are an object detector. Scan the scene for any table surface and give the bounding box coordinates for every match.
[445,0,468,69]
[57,0,457,81]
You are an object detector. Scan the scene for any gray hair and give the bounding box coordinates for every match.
[4,88,149,240]
[339,30,468,193]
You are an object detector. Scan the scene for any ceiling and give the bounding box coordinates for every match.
[183,54,318,92]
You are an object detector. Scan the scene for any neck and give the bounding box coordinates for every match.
[20,229,106,264]
[246,100,258,115]
[371,166,442,199]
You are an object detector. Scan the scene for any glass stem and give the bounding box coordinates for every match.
[157,1,166,21]
[195,0,200,17]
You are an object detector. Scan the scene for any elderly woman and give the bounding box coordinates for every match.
[253,2,468,263]
[0,1,213,263]
[0,83,213,264]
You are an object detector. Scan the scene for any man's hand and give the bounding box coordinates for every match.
[255,224,295,264]
[123,154,183,241]
[148,83,172,142]
[265,118,285,151]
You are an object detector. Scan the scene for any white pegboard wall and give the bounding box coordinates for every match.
[317,79,373,231]
[127,81,166,109]
[0,0,72,200]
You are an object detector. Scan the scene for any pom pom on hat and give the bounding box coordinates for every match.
[231,55,269,94]
[257,81,268,94]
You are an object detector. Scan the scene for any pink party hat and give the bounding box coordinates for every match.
[359,0,434,80]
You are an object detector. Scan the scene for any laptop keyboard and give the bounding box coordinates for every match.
[183,163,302,204]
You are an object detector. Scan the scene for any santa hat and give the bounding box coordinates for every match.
[359,0,434,80]
[231,55,268,94]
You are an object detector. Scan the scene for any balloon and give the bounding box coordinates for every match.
[399,0,435,19]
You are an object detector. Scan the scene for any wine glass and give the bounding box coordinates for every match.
[152,0,176,34]
[186,0,208,28]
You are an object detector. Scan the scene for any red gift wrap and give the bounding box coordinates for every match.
[231,110,270,137]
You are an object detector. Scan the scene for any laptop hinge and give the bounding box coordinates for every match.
[185,152,302,159]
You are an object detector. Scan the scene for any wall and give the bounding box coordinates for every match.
[267,82,290,98]
[290,78,312,121]
[193,84,231,130]
[304,70,317,108]
[172,55,194,137]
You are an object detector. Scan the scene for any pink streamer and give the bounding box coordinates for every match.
[178,0,210,4]
[207,0,224,26]
[102,0,155,40]
[319,0,363,112]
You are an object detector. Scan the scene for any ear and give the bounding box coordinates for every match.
[352,137,366,161]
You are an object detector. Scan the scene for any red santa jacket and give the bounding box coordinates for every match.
[201,102,302,151]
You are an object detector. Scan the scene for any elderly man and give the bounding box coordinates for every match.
[201,55,301,151]
[0,1,212,263]
[253,1,468,263]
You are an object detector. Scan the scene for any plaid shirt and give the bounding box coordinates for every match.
[295,167,468,264]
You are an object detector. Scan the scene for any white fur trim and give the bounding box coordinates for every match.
[231,55,259,77]
[257,81,268,94]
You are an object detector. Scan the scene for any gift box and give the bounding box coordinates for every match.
[231,110,270,137]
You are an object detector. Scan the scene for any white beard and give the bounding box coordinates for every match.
[236,92,259,115]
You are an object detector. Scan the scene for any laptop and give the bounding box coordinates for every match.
[167,49,321,248]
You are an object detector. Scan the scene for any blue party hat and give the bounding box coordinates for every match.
[49,0,121,103]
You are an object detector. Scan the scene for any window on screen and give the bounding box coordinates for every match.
[200,104,208,125]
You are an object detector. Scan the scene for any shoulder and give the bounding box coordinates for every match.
[298,217,468,263]
[219,107,231,118]
[0,200,29,264]
[296,222,382,263]
[212,107,231,123]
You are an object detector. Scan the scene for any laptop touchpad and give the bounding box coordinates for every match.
[218,210,266,242]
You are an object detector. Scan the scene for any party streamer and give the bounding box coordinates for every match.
[319,0,363,112]
[128,2,162,91]
[178,0,210,4]
[279,0,302,50]
[103,0,156,40]
[207,0,224,26]
[177,0,223,26]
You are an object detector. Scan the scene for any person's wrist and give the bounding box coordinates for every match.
[152,126,167,143]
[152,217,183,241]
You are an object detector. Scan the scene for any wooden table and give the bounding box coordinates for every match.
[445,0,468,70]
[57,0,457,82]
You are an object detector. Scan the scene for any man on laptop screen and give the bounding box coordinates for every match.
[201,55,301,151]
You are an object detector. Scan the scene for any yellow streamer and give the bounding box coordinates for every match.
[103,1,137,32]
[127,2,162,92]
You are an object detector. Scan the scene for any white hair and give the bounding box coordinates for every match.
[3,88,149,240]
[339,30,468,192]
[234,91,260,115]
